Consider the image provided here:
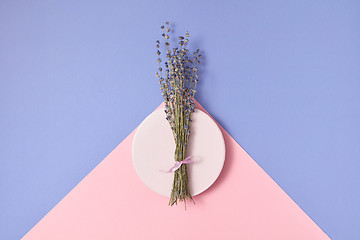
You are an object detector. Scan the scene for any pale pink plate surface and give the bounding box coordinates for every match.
[132,108,225,197]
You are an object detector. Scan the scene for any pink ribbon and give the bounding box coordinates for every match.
[162,156,196,173]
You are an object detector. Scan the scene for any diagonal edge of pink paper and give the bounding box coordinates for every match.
[21,101,331,240]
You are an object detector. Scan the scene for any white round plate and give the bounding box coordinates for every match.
[132,108,225,197]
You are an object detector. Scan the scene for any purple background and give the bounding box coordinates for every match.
[1,0,359,239]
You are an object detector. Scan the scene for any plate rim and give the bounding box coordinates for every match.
[132,107,226,197]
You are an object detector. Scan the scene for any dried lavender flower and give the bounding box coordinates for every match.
[155,22,201,209]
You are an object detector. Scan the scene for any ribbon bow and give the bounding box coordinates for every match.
[162,156,196,173]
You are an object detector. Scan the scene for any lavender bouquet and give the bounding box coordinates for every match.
[155,22,201,207]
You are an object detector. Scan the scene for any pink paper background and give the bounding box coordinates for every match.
[22,101,330,240]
